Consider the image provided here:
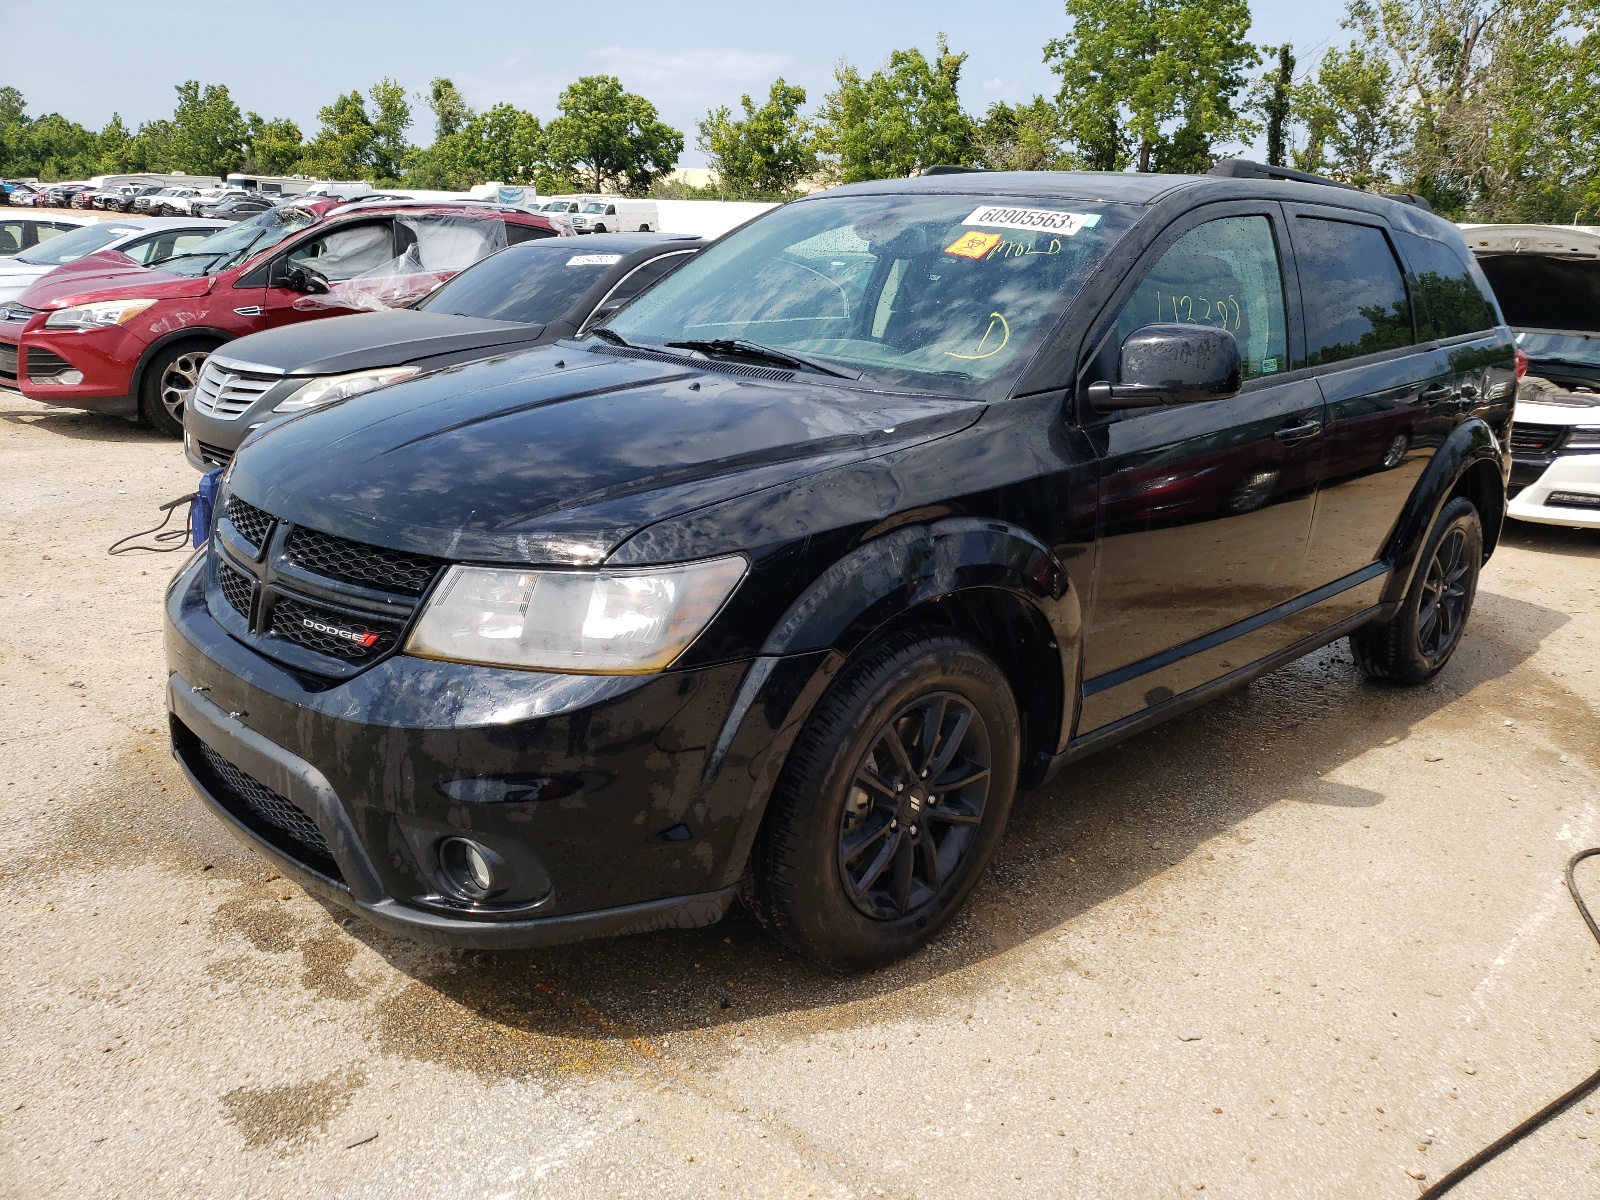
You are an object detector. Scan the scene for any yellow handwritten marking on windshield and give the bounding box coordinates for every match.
[945,312,1010,360]
[945,231,1003,260]
[1155,291,1242,331]
[1000,236,1063,258]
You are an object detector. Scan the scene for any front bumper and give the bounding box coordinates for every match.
[164,551,833,948]
[5,322,143,415]
[1507,451,1600,527]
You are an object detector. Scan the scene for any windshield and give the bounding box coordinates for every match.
[421,244,621,324]
[581,202,608,213]
[607,192,1137,397]
[13,223,137,265]
[154,206,320,277]
[1517,329,1600,367]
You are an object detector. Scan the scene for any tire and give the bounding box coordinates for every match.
[747,628,1020,969]
[593,223,608,233]
[138,340,215,437]
[1349,495,1482,684]
[639,224,651,232]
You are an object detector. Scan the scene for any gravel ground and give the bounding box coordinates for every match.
[1,394,1597,1199]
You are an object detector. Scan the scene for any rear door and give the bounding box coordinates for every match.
[1286,207,1445,601]
[1078,202,1324,731]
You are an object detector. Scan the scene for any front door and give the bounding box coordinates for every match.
[262,220,397,328]
[1078,205,1323,731]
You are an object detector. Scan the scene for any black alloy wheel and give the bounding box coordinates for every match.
[747,628,1020,969]
[838,692,992,920]
[1417,524,1471,660]
[1350,495,1482,684]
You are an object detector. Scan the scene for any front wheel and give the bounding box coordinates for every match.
[747,629,1020,969]
[138,341,214,437]
[1350,496,1482,684]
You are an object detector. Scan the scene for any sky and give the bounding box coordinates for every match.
[1,0,1353,167]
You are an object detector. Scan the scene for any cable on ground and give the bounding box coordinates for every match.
[107,493,198,555]
[1418,847,1600,1197]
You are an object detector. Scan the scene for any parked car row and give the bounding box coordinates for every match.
[0,217,225,304]
[0,196,567,431]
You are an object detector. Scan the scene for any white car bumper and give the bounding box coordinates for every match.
[1508,451,1600,527]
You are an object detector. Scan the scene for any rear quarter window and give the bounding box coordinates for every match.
[1396,232,1499,339]
[1294,217,1415,366]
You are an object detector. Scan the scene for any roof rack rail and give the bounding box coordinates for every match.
[1208,158,1434,211]
[919,165,987,176]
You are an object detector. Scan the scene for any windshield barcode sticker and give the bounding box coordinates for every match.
[962,206,1101,235]
[567,254,623,266]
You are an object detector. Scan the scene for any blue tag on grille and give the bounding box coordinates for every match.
[192,468,222,548]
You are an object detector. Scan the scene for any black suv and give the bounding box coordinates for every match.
[165,165,1514,968]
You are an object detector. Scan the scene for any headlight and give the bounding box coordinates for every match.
[404,556,748,673]
[272,366,420,413]
[1568,426,1600,449]
[44,298,158,330]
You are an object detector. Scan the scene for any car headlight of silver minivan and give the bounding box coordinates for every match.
[404,556,748,673]
[272,366,420,413]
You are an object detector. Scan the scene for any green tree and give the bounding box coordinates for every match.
[407,103,547,189]
[95,114,140,172]
[1259,44,1296,166]
[131,118,176,173]
[1291,44,1402,188]
[545,76,683,194]
[975,97,1074,170]
[167,81,248,176]
[427,77,473,140]
[697,78,816,196]
[1046,0,1261,172]
[367,78,412,183]
[244,114,303,175]
[816,35,978,182]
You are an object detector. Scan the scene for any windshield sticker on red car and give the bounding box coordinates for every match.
[944,231,1003,260]
[962,206,1101,235]
[567,254,623,266]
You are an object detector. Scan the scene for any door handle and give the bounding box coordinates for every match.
[1419,384,1453,403]
[1274,418,1322,442]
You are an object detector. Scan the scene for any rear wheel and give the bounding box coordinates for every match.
[1350,496,1482,684]
[138,340,214,437]
[747,628,1020,969]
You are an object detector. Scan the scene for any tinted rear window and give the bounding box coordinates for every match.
[1295,218,1414,366]
[1396,232,1498,339]
[418,244,620,324]
[1476,254,1600,334]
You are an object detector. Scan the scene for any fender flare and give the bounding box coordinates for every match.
[130,327,235,401]
[1380,417,1506,605]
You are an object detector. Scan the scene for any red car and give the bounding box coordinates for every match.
[0,199,566,434]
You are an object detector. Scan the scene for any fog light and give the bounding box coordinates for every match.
[56,370,84,386]
[437,836,507,900]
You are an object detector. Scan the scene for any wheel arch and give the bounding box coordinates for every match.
[130,327,234,401]
[1380,418,1506,605]
[760,517,1083,781]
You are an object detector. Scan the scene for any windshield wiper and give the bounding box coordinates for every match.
[588,327,634,348]
[666,338,863,380]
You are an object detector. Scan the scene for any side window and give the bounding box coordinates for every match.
[0,222,24,254]
[1295,218,1413,366]
[39,224,76,242]
[1395,232,1498,340]
[1108,214,1290,382]
[170,232,210,255]
[605,204,617,215]
[119,234,166,265]
[505,222,557,245]
[284,222,394,281]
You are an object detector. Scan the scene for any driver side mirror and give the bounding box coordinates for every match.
[279,264,330,295]
[1087,324,1242,409]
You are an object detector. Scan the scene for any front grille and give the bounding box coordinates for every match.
[216,561,255,618]
[192,358,279,418]
[225,495,273,548]
[25,348,72,381]
[197,742,339,875]
[1509,423,1565,454]
[269,596,398,660]
[0,343,14,380]
[196,440,234,469]
[285,525,442,595]
[0,304,40,324]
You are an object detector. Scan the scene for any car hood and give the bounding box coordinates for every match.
[217,309,539,376]
[228,344,983,564]
[16,254,209,308]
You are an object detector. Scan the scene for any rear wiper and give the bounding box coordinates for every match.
[666,338,863,380]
